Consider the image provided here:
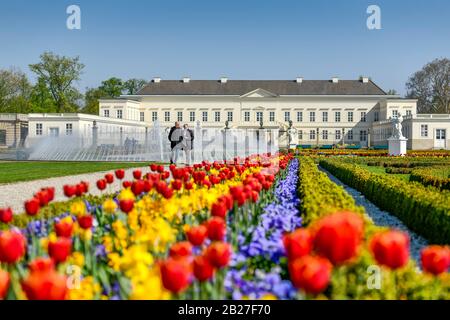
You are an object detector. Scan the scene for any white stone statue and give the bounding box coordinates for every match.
[287,127,298,148]
[391,115,405,139]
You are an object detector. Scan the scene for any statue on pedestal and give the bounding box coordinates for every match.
[391,115,405,139]
[287,120,298,149]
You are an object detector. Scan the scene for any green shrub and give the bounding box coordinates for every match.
[319,158,450,244]
[410,166,450,191]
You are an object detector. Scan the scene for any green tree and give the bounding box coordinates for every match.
[0,68,32,113]
[82,87,106,115]
[123,78,147,95]
[99,77,124,98]
[29,52,84,112]
[406,58,450,113]
[386,89,398,95]
[29,78,57,113]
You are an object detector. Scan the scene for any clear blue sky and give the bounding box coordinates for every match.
[0,0,449,95]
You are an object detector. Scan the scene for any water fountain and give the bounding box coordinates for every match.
[25,121,280,163]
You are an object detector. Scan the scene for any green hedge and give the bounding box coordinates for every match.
[319,158,450,244]
[410,166,450,191]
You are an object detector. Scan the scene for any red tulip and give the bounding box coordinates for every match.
[115,169,125,180]
[133,170,142,180]
[77,215,93,229]
[313,211,364,265]
[283,228,313,260]
[131,180,145,196]
[143,179,153,192]
[96,179,107,191]
[171,179,183,191]
[0,208,13,224]
[119,199,134,213]
[0,269,10,299]
[157,165,165,173]
[48,238,72,264]
[43,187,55,201]
[150,164,158,172]
[122,181,132,188]
[288,255,332,295]
[169,241,193,258]
[421,245,450,275]
[105,173,114,184]
[206,217,226,241]
[21,269,68,300]
[0,230,26,264]
[184,181,193,190]
[29,257,55,273]
[75,183,85,197]
[54,219,73,238]
[211,201,227,218]
[369,230,410,269]
[206,242,232,268]
[79,181,89,194]
[160,258,192,293]
[63,185,76,198]
[186,225,208,246]
[35,190,50,206]
[24,198,40,216]
[193,255,214,282]
[162,187,174,199]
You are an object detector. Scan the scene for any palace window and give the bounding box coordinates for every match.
[322,111,328,122]
[421,125,428,137]
[269,111,275,122]
[117,110,123,119]
[392,110,399,118]
[164,111,170,122]
[152,111,158,122]
[406,110,412,116]
[335,111,341,122]
[214,111,221,122]
[322,130,328,140]
[361,112,366,122]
[227,111,233,122]
[298,130,303,140]
[190,111,195,122]
[297,111,303,122]
[140,112,145,122]
[335,129,341,140]
[309,130,316,140]
[256,111,263,123]
[202,111,208,122]
[309,111,315,122]
[360,130,367,141]
[348,129,353,140]
[284,111,291,122]
[66,123,73,135]
[104,110,109,117]
[374,111,379,122]
[244,111,250,122]
[36,123,43,136]
[347,111,353,122]
[177,111,183,122]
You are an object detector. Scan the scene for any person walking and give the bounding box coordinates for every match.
[168,122,183,164]
[182,124,194,165]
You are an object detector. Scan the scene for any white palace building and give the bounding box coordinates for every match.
[24,76,450,150]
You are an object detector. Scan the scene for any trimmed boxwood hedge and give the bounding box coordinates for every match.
[319,158,450,244]
[410,166,450,191]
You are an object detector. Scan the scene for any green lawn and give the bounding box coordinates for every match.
[0,161,154,184]
[358,164,411,182]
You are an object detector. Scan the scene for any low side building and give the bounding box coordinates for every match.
[0,113,28,148]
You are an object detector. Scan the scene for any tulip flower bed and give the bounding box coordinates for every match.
[0,153,295,300]
[319,158,450,244]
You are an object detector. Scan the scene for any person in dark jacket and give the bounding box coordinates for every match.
[168,122,183,164]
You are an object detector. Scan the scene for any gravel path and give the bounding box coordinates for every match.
[319,167,428,265]
[0,166,152,214]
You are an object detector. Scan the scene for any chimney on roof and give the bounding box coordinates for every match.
[220,77,228,83]
[153,77,161,83]
[331,77,339,83]
[183,77,190,83]
[296,77,303,83]
[360,76,370,83]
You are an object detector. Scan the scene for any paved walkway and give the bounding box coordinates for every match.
[320,167,428,266]
[0,166,150,214]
